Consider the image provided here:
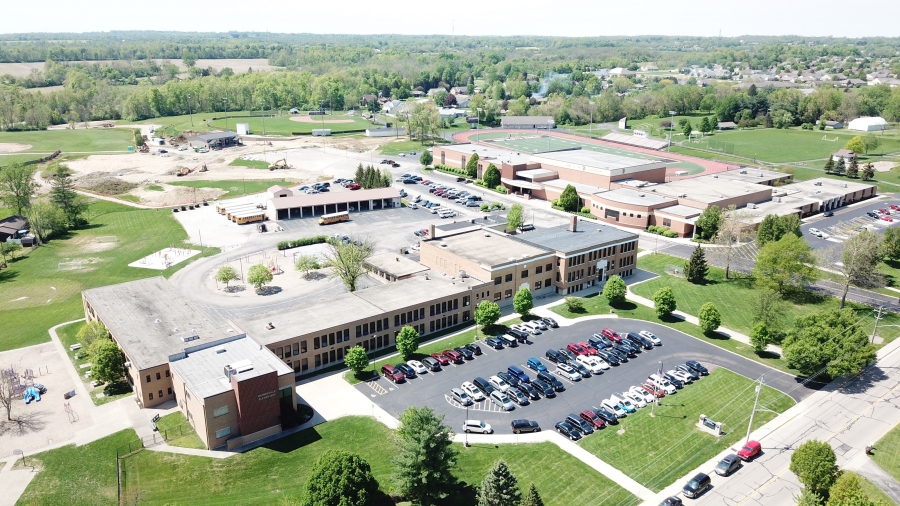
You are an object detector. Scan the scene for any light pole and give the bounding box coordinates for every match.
[589,101,595,138]
[746,375,764,443]
[668,110,676,152]
[187,94,193,127]
[223,97,229,130]
[465,404,470,447]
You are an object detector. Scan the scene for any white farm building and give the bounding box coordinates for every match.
[848,116,888,132]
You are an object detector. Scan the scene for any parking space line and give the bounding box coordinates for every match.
[365,379,388,395]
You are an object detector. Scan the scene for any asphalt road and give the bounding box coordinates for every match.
[358,319,811,438]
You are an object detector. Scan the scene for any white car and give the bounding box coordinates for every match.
[407,360,428,374]
[556,363,582,381]
[648,375,678,395]
[462,420,493,434]
[408,203,418,209]
[622,390,647,408]
[521,322,543,335]
[531,320,548,331]
[430,208,438,214]
[411,243,420,251]
[413,195,421,203]
[177,145,188,151]
[668,369,693,384]
[639,330,662,346]
[462,381,485,401]
[576,355,608,373]
[610,394,636,412]
[808,227,823,238]
[601,399,627,417]
[488,375,510,393]
[629,385,656,404]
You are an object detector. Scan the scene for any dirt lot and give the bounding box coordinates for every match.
[0,143,32,153]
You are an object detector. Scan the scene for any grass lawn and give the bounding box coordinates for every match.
[0,128,136,153]
[155,411,206,449]
[167,179,289,199]
[855,471,900,506]
[228,157,271,169]
[379,138,441,155]
[670,144,760,166]
[0,200,218,352]
[693,128,900,164]
[207,111,373,136]
[138,112,219,134]
[579,368,795,492]
[873,419,900,485]
[114,416,639,506]
[788,165,900,193]
[56,321,133,406]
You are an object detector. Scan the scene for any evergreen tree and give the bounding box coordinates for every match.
[834,157,845,175]
[48,165,87,228]
[698,116,710,134]
[393,406,458,506]
[558,184,579,212]
[861,163,875,181]
[823,157,834,174]
[684,244,709,284]
[466,153,480,178]
[477,460,521,506]
[521,484,544,506]
[846,158,859,178]
[355,163,365,184]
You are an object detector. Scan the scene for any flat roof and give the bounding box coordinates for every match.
[593,187,677,206]
[230,276,472,346]
[191,131,239,142]
[82,277,238,371]
[516,222,638,254]
[366,252,430,278]
[542,178,606,195]
[169,336,292,402]
[651,175,773,204]
[654,204,704,217]
[717,167,790,184]
[530,149,665,176]
[501,177,543,190]
[269,187,399,210]
[517,168,558,179]
[431,230,552,269]
[440,143,531,165]
[787,177,876,194]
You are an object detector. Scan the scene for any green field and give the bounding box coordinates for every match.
[228,157,271,169]
[167,179,289,199]
[788,164,900,193]
[0,128,135,154]
[207,112,374,136]
[873,418,900,486]
[155,411,206,449]
[579,368,795,492]
[0,200,216,352]
[379,138,440,155]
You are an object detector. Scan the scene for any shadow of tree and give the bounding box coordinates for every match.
[0,268,19,284]
[256,285,283,296]
[0,410,48,437]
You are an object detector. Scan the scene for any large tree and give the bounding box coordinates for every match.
[0,162,39,215]
[753,234,818,295]
[247,264,274,292]
[216,265,239,288]
[322,237,373,292]
[790,440,838,498]
[393,406,458,506]
[684,244,708,284]
[558,184,579,212]
[712,205,750,279]
[861,162,875,181]
[408,102,441,143]
[477,460,522,506]
[653,287,677,318]
[47,164,87,228]
[483,163,501,188]
[756,214,802,247]
[91,339,126,384]
[396,326,420,360]
[783,309,876,378]
[844,136,866,156]
[305,450,380,506]
[603,275,626,305]
[698,302,721,334]
[25,199,65,244]
[344,346,369,374]
[474,300,501,331]
[818,231,883,308]
[513,287,533,317]
[465,153,480,178]
[76,321,109,350]
[883,228,900,261]
[506,204,524,233]
[826,472,878,506]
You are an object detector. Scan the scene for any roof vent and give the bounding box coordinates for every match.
[215,347,227,354]
[266,322,275,330]
[713,175,718,178]
[154,318,161,323]
[679,194,687,198]
[639,193,645,197]
[181,334,199,343]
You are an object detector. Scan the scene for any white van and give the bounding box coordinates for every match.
[439,209,456,218]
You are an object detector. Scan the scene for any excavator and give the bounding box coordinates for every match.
[269,158,293,171]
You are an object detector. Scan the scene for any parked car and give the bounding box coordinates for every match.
[629,385,656,404]
[600,328,622,342]
[715,454,742,476]
[577,355,608,373]
[567,359,592,378]
[663,372,685,389]
[473,377,495,396]
[431,353,450,366]
[578,341,599,356]
[642,382,666,398]
[545,349,566,363]
[526,358,547,372]
[626,332,654,350]
[394,363,416,379]
[867,211,880,219]
[465,343,483,356]
[579,410,606,430]
[597,350,620,366]
[659,496,683,506]
[531,379,556,398]
[488,375,510,392]
[669,369,693,384]
[610,394,637,412]
[489,391,515,411]
[554,421,582,441]
[537,371,566,392]
[498,334,519,347]
[461,381,485,401]
[566,413,595,435]
[408,203,419,209]
[450,388,473,406]
[622,390,648,408]
[506,387,530,406]
[442,349,464,364]
[558,348,577,362]
[592,407,620,425]
[682,473,711,498]
[507,328,530,342]
[685,360,709,375]
[381,364,405,383]
[462,420,493,434]
[407,360,428,374]
[421,357,442,371]
[589,335,611,350]
[498,371,519,388]
[484,337,504,350]
[648,374,677,394]
[566,343,589,356]
[508,365,530,383]
[639,330,662,345]
[542,317,559,328]
[600,399,627,418]
[556,363,582,381]
[738,440,762,461]
[454,346,474,360]
[521,322,543,335]
[882,215,894,222]
[517,382,541,400]
[676,364,701,380]
[510,419,541,434]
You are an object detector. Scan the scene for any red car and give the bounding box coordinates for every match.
[578,342,599,355]
[347,184,361,190]
[601,328,622,342]
[580,409,607,429]
[891,204,900,212]
[738,440,761,461]
[381,364,405,383]
[419,229,429,236]
[642,382,666,398]
[442,349,464,364]
[430,352,450,366]
[879,208,890,215]
[566,343,588,356]
[882,215,894,222]
[421,180,431,185]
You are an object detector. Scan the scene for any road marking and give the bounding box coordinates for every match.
[365,380,388,395]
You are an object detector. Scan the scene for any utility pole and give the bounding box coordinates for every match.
[651,360,662,417]
[871,306,884,344]
[746,375,764,443]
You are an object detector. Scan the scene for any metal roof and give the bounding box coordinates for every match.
[269,187,400,210]
[191,131,240,142]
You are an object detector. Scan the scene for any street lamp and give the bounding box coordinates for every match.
[223,97,229,130]
[668,110,676,152]
[187,94,193,127]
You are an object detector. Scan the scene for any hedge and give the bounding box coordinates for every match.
[646,225,678,238]
[276,235,330,250]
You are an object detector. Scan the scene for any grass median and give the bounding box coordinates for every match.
[578,368,795,492]
[155,411,206,449]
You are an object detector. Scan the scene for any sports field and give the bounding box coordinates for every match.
[692,128,900,163]
[207,112,374,136]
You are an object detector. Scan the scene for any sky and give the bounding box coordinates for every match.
[1,0,899,37]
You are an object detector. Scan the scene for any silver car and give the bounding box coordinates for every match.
[556,363,582,381]
[489,391,515,411]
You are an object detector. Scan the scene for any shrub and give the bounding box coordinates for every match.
[276,235,330,250]
[480,203,489,212]
[494,185,507,194]
[564,296,584,312]
[647,225,678,238]
[580,206,591,214]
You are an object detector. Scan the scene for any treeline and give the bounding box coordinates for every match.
[354,164,392,189]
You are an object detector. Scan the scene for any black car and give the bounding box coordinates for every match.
[455,346,474,360]
[507,387,530,406]
[558,348,578,362]
[715,454,742,476]
[663,372,685,389]
[394,363,417,379]
[508,328,530,342]
[421,357,442,371]
[517,382,541,400]
[465,343,483,356]
[618,339,640,354]
[867,211,880,218]
[456,176,467,182]
[537,371,565,392]
[498,371,520,388]
[531,379,556,398]
[567,359,592,378]
[659,497,683,506]
[597,350,620,366]
[683,472,711,498]
[510,419,541,434]
[607,348,628,363]
[626,332,654,350]
[677,364,701,380]
[545,349,566,363]
[592,407,619,425]
[555,421,582,441]
[484,337,504,350]
[542,317,559,328]
[823,211,834,217]
[615,344,637,358]
[566,414,595,435]
[686,360,709,376]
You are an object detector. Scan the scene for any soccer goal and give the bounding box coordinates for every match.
[821,135,838,142]
[57,261,84,271]
[96,236,118,243]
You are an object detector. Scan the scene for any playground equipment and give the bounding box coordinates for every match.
[23,386,40,404]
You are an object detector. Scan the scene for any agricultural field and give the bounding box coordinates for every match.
[206,112,375,136]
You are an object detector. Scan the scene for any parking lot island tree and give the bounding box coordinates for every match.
[603,275,627,305]
[323,236,374,292]
[215,265,239,289]
[419,150,433,167]
[513,287,533,317]
[753,234,818,296]
[653,286,677,318]
[698,302,722,335]
[506,204,524,233]
[684,244,709,284]
[393,406,458,506]
[783,308,877,379]
[305,449,380,506]
[344,345,369,374]
[396,326,420,360]
[294,254,321,280]
[477,459,522,506]
[90,339,126,385]
[790,440,838,498]
[475,300,501,336]
[247,264,274,293]
[522,484,545,506]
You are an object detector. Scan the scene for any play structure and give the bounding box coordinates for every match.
[24,386,41,404]
[3,365,47,404]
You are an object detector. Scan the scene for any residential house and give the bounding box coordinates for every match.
[832,149,856,163]
[426,87,447,96]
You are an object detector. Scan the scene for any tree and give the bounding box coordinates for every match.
[247,264,274,292]
[305,450,380,506]
[344,346,369,374]
[797,490,825,506]
[861,163,875,181]
[558,184,579,212]
[91,339,126,384]
[790,440,838,498]
[823,157,834,174]
[845,136,866,155]
[753,234,818,295]
[521,484,544,506]
[0,162,39,216]
[48,165,88,228]
[750,322,774,352]
[76,321,109,350]
[826,472,877,506]
[712,205,749,280]
[698,302,721,334]
[752,288,788,330]
[182,51,198,69]
[216,265,239,288]
[834,157,846,176]
[0,372,15,421]
[408,102,442,143]
[0,241,21,266]
[396,326,420,360]
[603,275,627,305]
[695,205,722,241]
[653,287,677,318]
[322,237,373,292]
[883,228,900,261]
[506,204,524,233]
[684,244,709,284]
[513,287,533,317]
[757,214,802,247]
[846,158,859,178]
[564,296,584,313]
[818,231,883,308]
[698,116,710,134]
[25,199,64,244]
[420,150,433,166]
[466,153,480,178]
[783,309,877,378]
[477,460,521,506]
[682,121,693,138]
[294,255,320,280]
[483,163,500,188]
[863,134,880,154]
[393,406,458,506]
[475,300,501,329]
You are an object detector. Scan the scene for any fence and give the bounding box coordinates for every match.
[118,422,197,504]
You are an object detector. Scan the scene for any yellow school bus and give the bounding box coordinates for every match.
[318,211,350,225]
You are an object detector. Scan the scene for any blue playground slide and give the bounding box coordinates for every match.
[23,387,40,404]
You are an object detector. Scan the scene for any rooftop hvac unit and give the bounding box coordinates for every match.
[124,362,131,368]
[842,183,848,188]
[679,194,687,198]
[774,197,782,203]
[713,175,718,178]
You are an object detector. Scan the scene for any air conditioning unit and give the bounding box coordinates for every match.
[124,362,131,368]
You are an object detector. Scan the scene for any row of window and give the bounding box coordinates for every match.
[146,370,171,383]
[148,387,172,401]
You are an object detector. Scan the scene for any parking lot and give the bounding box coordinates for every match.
[803,198,900,248]
[358,318,806,436]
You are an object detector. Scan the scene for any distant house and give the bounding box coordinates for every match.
[832,149,857,163]
[0,216,28,243]
[450,86,467,95]
[426,87,447,96]
[382,100,402,114]
[640,65,659,71]
[816,120,844,129]
[359,94,377,106]
[609,67,636,77]
[454,94,471,108]
[717,122,737,130]
[410,90,425,97]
